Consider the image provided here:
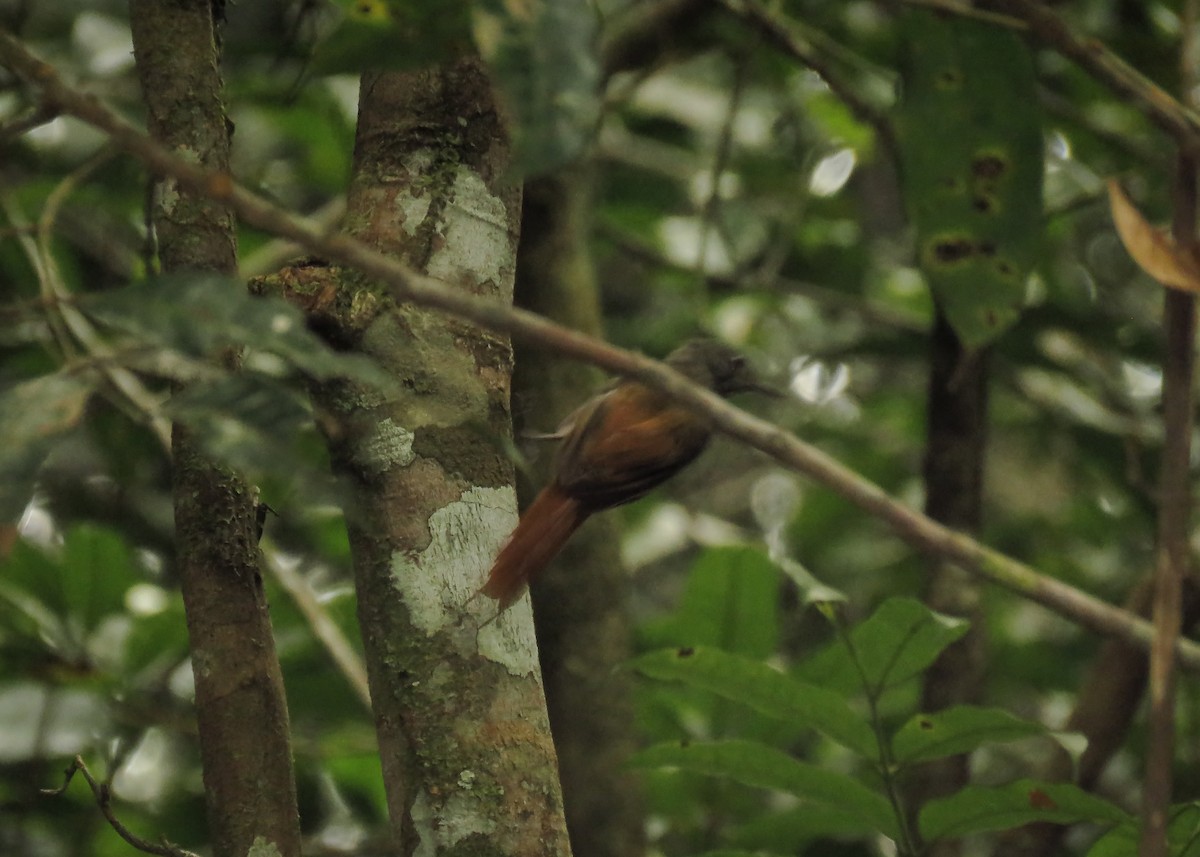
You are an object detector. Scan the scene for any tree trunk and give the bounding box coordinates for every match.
[514,170,646,857]
[304,60,574,855]
[129,2,301,856]
[911,308,989,857]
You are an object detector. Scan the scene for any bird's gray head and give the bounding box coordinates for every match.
[665,339,779,398]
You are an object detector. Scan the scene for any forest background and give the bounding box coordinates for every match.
[2,1,1200,856]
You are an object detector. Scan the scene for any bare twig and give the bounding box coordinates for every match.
[0,101,59,139]
[42,756,202,857]
[905,0,1025,29]
[695,54,747,294]
[0,160,173,449]
[5,29,1200,669]
[717,0,896,155]
[979,0,1200,152]
[239,195,345,278]
[264,550,372,712]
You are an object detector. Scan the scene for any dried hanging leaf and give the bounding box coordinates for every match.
[1106,178,1200,293]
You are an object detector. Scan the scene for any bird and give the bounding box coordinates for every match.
[481,338,778,610]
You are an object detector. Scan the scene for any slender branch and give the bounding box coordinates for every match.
[5,29,1200,670]
[42,756,202,857]
[905,0,1025,29]
[0,159,173,448]
[0,101,59,139]
[978,0,1200,152]
[1140,159,1194,857]
[695,54,747,295]
[717,0,896,156]
[264,550,372,712]
[1141,9,1200,848]
[239,195,345,278]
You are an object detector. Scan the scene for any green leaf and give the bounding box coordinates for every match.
[919,779,1130,841]
[0,373,91,520]
[1088,803,1200,857]
[165,374,334,494]
[1086,823,1137,857]
[58,525,138,632]
[669,547,781,657]
[735,805,887,851]
[122,598,189,679]
[631,646,875,757]
[630,740,897,839]
[0,526,136,638]
[474,0,599,176]
[892,705,1051,764]
[85,274,396,391]
[894,9,1043,347]
[801,597,968,696]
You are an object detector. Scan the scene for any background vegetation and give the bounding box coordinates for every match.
[1,1,1198,856]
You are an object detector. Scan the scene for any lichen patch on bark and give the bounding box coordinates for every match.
[390,485,516,635]
[425,166,515,293]
[349,417,415,476]
[477,604,540,676]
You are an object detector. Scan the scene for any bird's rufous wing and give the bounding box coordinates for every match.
[555,382,711,509]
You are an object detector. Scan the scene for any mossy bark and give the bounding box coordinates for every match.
[302,61,572,855]
[129,1,301,856]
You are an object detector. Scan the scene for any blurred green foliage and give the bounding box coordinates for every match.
[0,0,1194,854]
[632,573,1129,854]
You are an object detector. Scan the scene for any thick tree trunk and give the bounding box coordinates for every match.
[304,60,573,855]
[129,2,301,856]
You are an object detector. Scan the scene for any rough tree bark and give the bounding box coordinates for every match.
[128,1,301,856]
[292,60,574,855]
[514,171,646,857]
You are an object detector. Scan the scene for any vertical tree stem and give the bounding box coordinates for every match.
[1140,158,1197,857]
[128,2,301,855]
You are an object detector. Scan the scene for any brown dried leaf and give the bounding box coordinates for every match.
[1107,178,1200,293]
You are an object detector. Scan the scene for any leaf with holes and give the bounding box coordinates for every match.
[894,9,1043,347]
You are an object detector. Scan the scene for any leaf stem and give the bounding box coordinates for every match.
[834,615,921,857]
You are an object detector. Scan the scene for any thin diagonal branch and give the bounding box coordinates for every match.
[974,0,1200,151]
[5,28,1200,670]
[718,0,896,155]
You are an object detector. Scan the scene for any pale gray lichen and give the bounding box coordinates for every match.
[391,485,516,636]
[426,167,513,290]
[351,418,415,476]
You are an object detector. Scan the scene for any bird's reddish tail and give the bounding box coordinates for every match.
[482,484,587,610]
